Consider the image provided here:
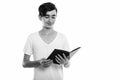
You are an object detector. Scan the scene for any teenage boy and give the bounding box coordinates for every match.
[23,2,70,80]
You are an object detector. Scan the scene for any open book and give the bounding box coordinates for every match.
[47,47,81,64]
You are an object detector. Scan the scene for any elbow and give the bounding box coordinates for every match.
[22,62,27,68]
[23,64,26,68]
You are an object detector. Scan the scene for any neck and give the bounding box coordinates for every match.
[43,26,53,31]
[40,27,54,35]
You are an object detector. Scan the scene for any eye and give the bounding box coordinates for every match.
[45,16,49,19]
[52,16,55,19]
[52,16,56,19]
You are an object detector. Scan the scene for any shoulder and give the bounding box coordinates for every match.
[57,32,67,38]
[57,32,68,41]
[27,31,39,39]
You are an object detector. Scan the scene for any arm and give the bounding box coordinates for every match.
[22,54,40,68]
[22,54,53,68]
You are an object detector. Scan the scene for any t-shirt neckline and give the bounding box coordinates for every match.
[38,31,58,46]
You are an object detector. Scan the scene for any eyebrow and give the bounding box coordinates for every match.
[52,15,56,16]
[46,14,56,16]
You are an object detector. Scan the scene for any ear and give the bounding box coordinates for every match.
[38,15,42,21]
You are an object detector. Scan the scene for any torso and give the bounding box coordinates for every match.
[39,29,57,44]
[24,31,69,80]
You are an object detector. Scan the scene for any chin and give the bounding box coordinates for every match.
[45,26,53,29]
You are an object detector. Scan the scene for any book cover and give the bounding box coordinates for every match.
[47,47,81,64]
[47,49,70,64]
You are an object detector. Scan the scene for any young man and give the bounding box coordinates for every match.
[23,2,70,80]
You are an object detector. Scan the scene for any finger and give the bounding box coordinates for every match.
[48,60,53,64]
[63,54,67,60]
[47,59,52,61]
[46,60,52,64]
[57,54,65,62]
[50,60,53,62]
[63,54,69,62]
[43,62,52,67]
[45,59,50,62]
[42,59,51,64]
[56,55,64,64]
[45,59,52,64]
[43,64,49,67]
[55,58,61,64]
[55,56,61,62]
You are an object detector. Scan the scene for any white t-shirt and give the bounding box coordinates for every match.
[23,31,69,80]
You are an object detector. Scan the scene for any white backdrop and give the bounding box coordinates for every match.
[0,0,120,80]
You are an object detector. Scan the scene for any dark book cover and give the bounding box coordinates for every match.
[47,47,81,64]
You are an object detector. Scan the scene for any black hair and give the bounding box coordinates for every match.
[38,2,57,17]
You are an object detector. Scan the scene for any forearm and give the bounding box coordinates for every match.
[23,60,40,68]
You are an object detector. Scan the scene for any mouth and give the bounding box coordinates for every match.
[47,22,52,26]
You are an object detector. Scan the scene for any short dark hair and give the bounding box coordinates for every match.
[38,2,57,17]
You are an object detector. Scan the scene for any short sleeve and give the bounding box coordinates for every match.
[23,35,33,55]
[62,35,70,51]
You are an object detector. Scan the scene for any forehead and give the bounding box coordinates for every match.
[46,10,57,16]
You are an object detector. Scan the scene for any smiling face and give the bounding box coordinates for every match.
[40,10,57,29]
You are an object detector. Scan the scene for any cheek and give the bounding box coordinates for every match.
[43,18,56,24]
[52,19,56,23]
[43,19,48,23]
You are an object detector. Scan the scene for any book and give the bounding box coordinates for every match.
[47,47,81,64]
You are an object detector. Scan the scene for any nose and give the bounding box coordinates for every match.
[48,17,53,22]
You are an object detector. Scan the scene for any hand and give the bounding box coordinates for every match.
[55,54,69,65]
[39,58,53,68]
